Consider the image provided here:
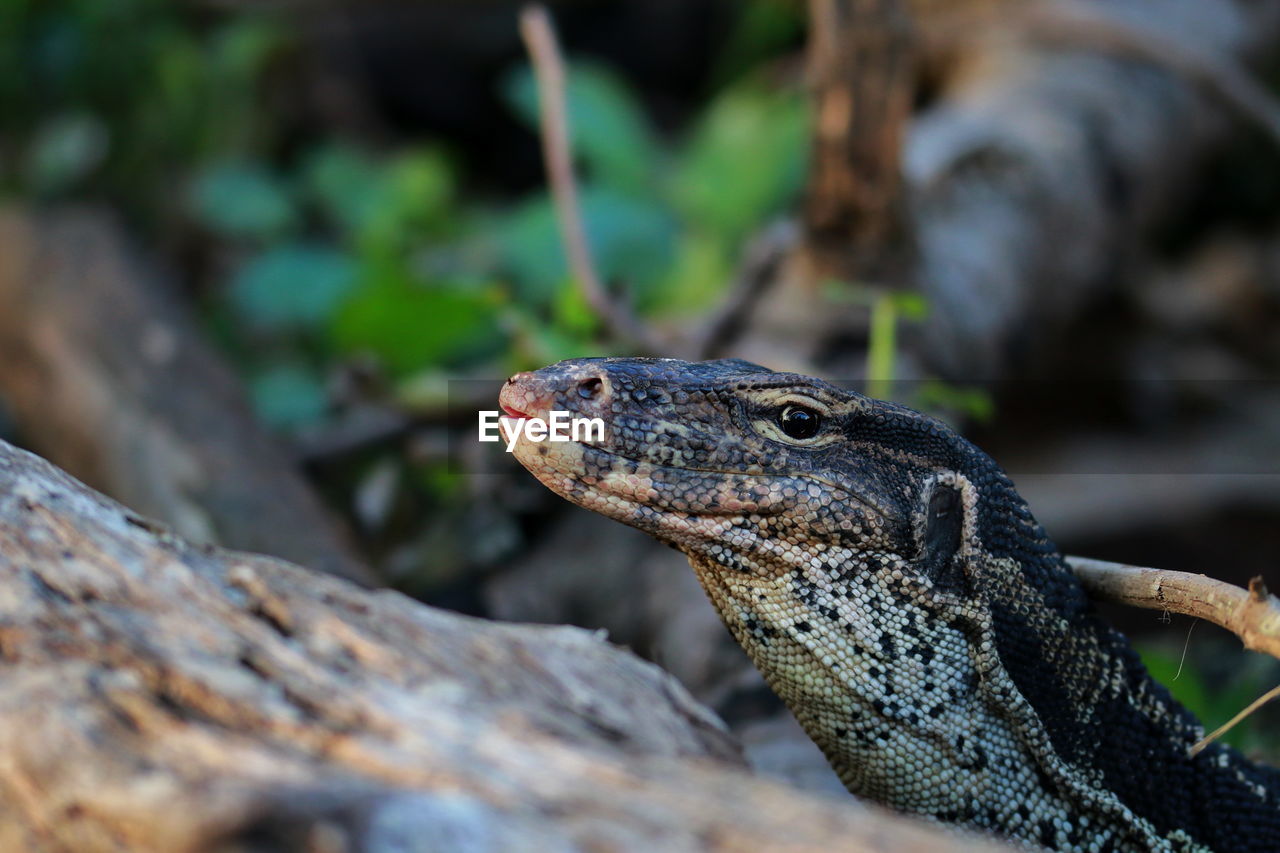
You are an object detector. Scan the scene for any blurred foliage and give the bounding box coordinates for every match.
[1137,639,1280,763]
[195,63,809,401]
[823,280,989,420]
[1,0,811,409]
[1,0,281,204]
[0,0,810,587]
[865,289,928,401]
[2,2,810,422]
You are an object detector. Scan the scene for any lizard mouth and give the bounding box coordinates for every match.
[498,374,556,423]
[519,435,891,523]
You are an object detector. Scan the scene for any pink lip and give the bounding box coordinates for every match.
[501,403,531,419]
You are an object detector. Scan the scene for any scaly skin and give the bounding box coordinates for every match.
[500,357,1280,853]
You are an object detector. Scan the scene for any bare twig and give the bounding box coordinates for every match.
[518,5,660,353]
[1190,682,1280,756]
[693,220,798,359]
[1070,557,1280,752]
[1068,556,1280,662]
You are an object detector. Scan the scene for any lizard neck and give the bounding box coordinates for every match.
[972,482,1280,852]
[685,535,1280,852]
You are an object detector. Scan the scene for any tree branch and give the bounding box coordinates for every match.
[803,0,914,281]
[518,4,661,353]
[1068,556,1280,661]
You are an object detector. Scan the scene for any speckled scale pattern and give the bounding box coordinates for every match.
[501,357,1280,853]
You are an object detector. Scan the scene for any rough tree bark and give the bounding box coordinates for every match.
[0,207,375,585]
[0,439,1009,852]
[804,0,914,281]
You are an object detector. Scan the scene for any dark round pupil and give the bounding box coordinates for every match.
[779,405,819,439]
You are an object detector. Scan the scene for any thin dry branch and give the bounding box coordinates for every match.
[1067,556,1280,661]
[518,4,660,353]
[1191,683,1280,756]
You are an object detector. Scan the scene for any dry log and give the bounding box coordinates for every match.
[0,438,1010,852]
[0,207,375,585]
[902,0,1280,378]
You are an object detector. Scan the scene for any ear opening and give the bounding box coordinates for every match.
[920,480,968,594]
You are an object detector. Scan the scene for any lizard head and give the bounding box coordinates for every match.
[499,356,985,588]
[499,358,1010,797]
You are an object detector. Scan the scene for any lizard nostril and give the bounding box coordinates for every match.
[577,377,603,400]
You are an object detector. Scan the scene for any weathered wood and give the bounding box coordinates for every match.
[0,207,375,585]
[903,0,1280,378]
[0,439,1011,852]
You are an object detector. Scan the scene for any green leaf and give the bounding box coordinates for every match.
[551,278,597,338]
[332,269,500,375]
[650,231,733,316]
[368,147,455,245]
[912,381,995,424]
[496,187,677,309]
[503,62,659,195]
[250,363,329,430]
[210,16,282,83]
[710,0,805,90]
[192,160,296,240]
[303,142,454,247]
[671,83,807,242]
[891,291,930,321]
[25,111,108,195]
[303,142,383,233]
[503,305,599,366]
[230,244,357,332]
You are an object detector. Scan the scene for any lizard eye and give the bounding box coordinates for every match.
[778,405,821,439]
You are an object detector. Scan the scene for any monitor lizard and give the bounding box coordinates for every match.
[500,357,1280,853]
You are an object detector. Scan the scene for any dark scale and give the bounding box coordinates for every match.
[504,357,1280,853]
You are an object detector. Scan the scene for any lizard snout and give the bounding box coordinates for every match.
[500,364,612,419]
[498,371,556,420]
